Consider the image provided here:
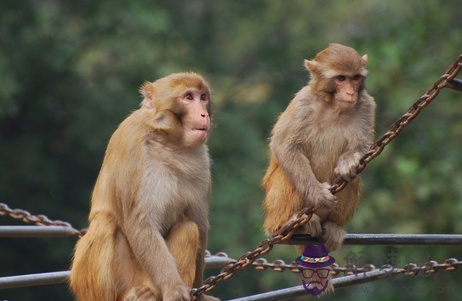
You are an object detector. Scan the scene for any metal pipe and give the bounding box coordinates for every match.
[226,268,398,301]
[0,256,233,289]
[0,226,78,237]
[446,78,462,92]
[0,271,70,289]
[285,233,462,246]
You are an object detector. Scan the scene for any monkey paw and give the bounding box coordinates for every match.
[334,152,361,182]
[303,213,323,237]
[313,182,337,210]
[322,222,346,252]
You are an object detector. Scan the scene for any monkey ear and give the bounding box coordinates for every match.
[304,59,320,79]
[140,82,156,109]
[361,54,368,65]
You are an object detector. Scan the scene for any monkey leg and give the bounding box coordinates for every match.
[302,266,334,295]
[123,219,202,301]
[166,217,200,287]
[71,213,137,301]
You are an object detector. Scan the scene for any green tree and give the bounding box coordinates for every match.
[0,1,461,300]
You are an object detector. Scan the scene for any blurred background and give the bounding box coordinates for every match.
[1,1,461,300]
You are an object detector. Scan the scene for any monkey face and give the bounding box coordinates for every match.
[178,88,211,148]
[140,72,212,149]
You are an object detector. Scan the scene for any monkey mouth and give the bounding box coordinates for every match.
[340,100,356,107]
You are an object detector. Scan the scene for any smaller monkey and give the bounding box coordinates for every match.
[70,72,219,301]
[262,43,375,293]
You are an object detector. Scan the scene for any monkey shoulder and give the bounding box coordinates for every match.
[275,87,318,129]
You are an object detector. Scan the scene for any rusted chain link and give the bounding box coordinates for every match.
[330,54,462,194]
[190,206,315,300]
[192,54,462,299]
[0,203,86,237]
[208,253,461,277]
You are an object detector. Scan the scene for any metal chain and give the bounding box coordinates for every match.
[330,54,462,194]
[208,253,461,276]
[0,203,85,237]
[191,54,462,299]
[190,206,315,300]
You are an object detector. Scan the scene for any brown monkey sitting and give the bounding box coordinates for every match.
[263,44,376,253]
[70,72,219,301]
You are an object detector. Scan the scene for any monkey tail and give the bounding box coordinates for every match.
[301,266,334,296]
[70,213,119,301]
[262,155,304,236]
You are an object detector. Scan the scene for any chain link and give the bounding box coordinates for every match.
[0,203,86,237]
[204,253,461,277]
[330,54,462,194]
[190,206,315,300]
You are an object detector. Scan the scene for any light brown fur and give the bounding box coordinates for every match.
[70,72,219,301]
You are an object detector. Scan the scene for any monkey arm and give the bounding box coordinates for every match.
[269,102,336,209]
[334,93,376,182]
[122,209,190,297]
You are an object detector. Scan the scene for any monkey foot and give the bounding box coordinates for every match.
[322,222,346,252]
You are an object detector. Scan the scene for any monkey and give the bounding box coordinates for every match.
[262,44,375,293]
[70,72,219,301]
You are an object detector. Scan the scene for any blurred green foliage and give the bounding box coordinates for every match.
[0,0,461,300]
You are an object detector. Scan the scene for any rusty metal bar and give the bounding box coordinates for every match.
[0,256,233,289]
[0,271,70,289]
[285,233,462,246]
[446,78,462,92]
[226,268,398,301]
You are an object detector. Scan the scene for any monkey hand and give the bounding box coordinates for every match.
[311,182,337,211]
[300,213,323,238]
[334,152,362,182]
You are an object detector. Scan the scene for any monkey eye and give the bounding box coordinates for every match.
[185,93,194,100]
[336,75,346,82]
[200,93,207,101]
[352,74,362,81]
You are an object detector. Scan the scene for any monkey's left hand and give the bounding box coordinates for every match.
[334,151,361,182]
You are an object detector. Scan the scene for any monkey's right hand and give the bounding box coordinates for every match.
[163,285,191,301]
[312,182,337,210]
